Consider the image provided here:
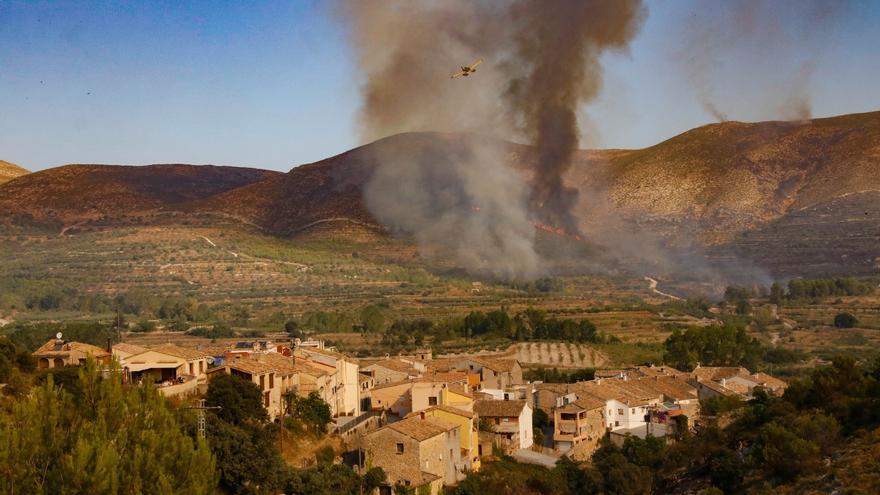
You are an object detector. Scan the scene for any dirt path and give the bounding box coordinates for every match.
[645,276,683,301]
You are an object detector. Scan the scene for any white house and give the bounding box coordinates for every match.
[473,399,533,451]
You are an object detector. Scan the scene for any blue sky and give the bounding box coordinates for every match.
[1,1,878,172]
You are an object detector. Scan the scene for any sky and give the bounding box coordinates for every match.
[1,0,879,172]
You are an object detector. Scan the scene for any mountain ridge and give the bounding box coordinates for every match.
[1,110,878,277]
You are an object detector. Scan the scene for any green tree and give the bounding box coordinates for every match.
[753,423,821,481]
[206,373,268,425]
[287,391,332,434]
[208,418,288,494]
[0,359,216,494]
[360,305,386,333]
[769,282,785,305]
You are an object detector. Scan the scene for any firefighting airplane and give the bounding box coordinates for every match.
[450,59,483,78]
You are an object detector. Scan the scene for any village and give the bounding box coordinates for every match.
[32,332,789,495]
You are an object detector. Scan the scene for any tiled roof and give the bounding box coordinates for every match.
[296,346,359,363]
[386,416,457,441]
[149,343,210,360]
[292,360,330,377]
[558,396,605,413]
[691,366,750,382]
[636,376,698,401]
[575,380,656,406]
[224,358,276,375]
[372,379,415,391]
[257,353,297,374]
[696,379,737,396]
[474,399,527,418]
[112,343,147,355]
[752,372,787,389]
[34,340,111,357]
[472,357,519,373]
[406,404,475,419]
[418,371,468,384]
[363,359,417,373]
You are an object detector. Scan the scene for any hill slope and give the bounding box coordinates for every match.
[0,160,28,185]
[0,164,280,227]
[0,111,877,277]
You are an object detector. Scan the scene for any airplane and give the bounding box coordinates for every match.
[451,59,483,79]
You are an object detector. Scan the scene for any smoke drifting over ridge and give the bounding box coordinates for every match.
[680,0,852,123]
[341,0,645,280]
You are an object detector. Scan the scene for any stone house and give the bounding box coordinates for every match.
[364,415,464,495]
[450,357,523,390]
[553,396,606,460]
[361,359,420,385]
[33,337,112,369]
[407,405,481,472]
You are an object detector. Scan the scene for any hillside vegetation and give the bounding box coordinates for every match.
[0,160,28,185]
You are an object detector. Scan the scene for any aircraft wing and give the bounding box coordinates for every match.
[470,59,483,69]
[451,70,466,79]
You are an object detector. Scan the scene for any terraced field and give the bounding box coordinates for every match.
[509,342,609,368]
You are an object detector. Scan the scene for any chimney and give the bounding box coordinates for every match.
[419,411,426,420]
[106,338,112,353]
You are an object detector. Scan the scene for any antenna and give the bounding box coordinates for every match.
[185,399,222,439]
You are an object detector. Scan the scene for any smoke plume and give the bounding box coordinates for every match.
[341,0,645,279]
[679,0,851,123]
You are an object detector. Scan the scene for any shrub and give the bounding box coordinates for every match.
[833,312,858,328]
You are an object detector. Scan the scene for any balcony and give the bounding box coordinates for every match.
[156,375,198,398]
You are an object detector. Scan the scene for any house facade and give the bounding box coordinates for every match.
[473,399,533,452]
[33,337,112,369]
[364,416,464,494]
[294,347,360,417]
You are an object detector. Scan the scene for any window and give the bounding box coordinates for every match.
[269,373,274,389]
[428,396,438,406]
[615,421,620,427]
[189,363,194,375]
[396,443,404,454]
[260,375,265,390]
[631,408,635,414]
[263,392,270,407]
[450,449,453,458]
[617,409,623,415]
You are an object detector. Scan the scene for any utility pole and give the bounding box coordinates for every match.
[186,399,221,440]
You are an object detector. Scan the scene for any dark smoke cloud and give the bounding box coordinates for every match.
[503,0,645,232]
[340,0,645,279]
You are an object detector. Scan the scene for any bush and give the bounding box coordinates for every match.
[833,312,858,328]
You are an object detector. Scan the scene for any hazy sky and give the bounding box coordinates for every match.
[2,0,878,172]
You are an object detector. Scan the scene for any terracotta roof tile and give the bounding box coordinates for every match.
[112,343,147,355]
[34,339,111,357]
[386,416,457,441]
[473,399,527,418]
[148,343,210,360]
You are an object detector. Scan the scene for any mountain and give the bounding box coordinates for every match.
[0,164,280,227]
[0,111,877,277]
[0,160,29,185]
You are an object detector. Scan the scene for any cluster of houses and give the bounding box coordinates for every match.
[33,335,787,495]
